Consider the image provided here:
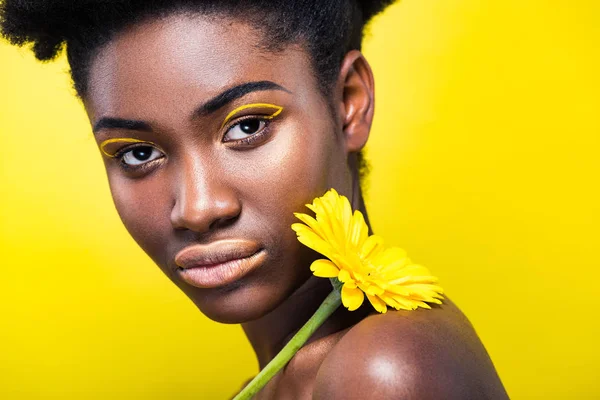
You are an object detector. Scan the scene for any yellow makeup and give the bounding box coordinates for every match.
[99,138,157,158]
[220,103,283,129]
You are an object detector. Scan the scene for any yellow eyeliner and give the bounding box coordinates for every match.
[99,138,157,157]
[220,103,283,129]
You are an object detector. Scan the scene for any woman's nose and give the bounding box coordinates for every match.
[169,159,241,233]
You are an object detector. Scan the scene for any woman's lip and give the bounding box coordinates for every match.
[174,240,265,289]
[176,249,266,289]
[175,240,261,268]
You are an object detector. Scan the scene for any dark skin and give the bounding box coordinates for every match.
[85,13,508,399]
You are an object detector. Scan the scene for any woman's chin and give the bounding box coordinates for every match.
[180,280,289,324]
[169,252,317,324]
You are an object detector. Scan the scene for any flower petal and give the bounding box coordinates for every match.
[373,247,408,266]
[306,203,317,213]
[343,197,354,233]
[294,212,326,239]
[378,293,402,310]
[349,210,369,249]
[366,294,388,313]
[338,269,351,283]
[363,283,385,297]
[344,280,357,289]
[360,235,385,259]
[291,223,334,259]
[376,257,412,277]
[310,259,340,278]
[386,264,434,283]
[342,284,364,311]
[383,284,412,296]
[382,293,417,310]
[311,197,342,251]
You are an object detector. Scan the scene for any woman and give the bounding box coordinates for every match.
[1,1,508,398]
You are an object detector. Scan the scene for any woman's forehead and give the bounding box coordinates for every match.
[85,13,315,120]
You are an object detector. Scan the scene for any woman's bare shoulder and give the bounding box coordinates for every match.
[313,298,509,399]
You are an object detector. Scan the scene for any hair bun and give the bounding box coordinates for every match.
[30,35,64,61]
[0,0,72,61]
[357,0,397,22]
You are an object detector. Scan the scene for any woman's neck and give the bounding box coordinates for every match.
[240,276,337,368]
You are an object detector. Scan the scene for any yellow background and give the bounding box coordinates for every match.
[1,0,599,398]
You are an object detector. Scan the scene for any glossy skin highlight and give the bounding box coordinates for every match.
[84,13,508,399]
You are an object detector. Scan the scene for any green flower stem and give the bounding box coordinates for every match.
[233,289,342,400]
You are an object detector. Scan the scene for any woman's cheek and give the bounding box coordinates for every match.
[108,172,173,261]
[250,122,338,197]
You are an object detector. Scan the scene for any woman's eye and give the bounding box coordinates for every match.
[120,146,163,166]
[224,118,267,141]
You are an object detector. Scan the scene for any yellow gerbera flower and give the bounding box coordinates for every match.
[292,189,444,313]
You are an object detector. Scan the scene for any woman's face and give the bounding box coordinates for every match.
[84,14,355,323]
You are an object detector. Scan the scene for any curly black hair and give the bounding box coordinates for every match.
[1,1,397,179]
[0,0,396,97]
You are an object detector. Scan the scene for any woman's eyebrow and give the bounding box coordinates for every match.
[93,118,152,135]
[192,80,291,119]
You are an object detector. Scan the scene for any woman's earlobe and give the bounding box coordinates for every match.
[339,50,376,153]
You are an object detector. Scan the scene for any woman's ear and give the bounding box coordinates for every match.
[336,50,375,153]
